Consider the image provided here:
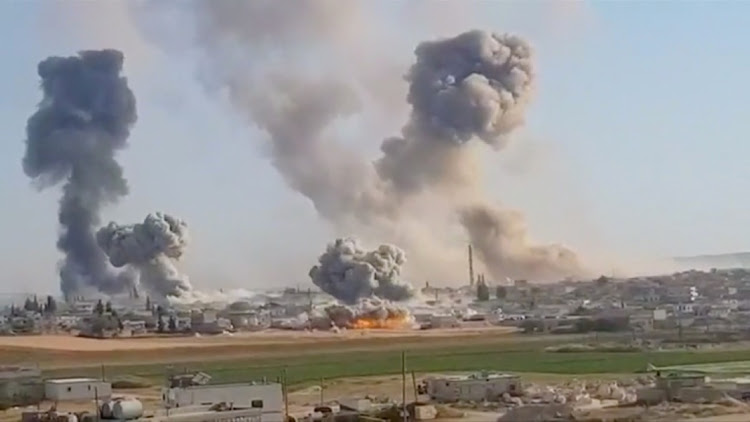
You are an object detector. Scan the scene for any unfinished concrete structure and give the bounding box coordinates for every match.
[0,365,43,408]
[424,372,521,402]
[162,379,283,422]
[639,362,750,404]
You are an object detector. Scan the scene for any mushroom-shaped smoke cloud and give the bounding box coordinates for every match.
[309,238,415,304]
[377,30,534,194]
[96,213,192,301]
[22,49,137,299]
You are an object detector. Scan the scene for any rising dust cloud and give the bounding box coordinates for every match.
[24,2,591,302]
[174,1,589,286]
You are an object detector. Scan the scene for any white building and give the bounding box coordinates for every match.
[162,382,283,422]
[148,407,263,421]
[425,373,521,402]
[44,378,112,402]
[653,309,668,321]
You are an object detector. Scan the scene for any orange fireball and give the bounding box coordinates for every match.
[350,315,410,329]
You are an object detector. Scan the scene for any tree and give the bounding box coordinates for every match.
[94,300,104,315]
[105,301,113,313]
[168,316,177,332]
[145,296,151,311]
[595,275,610,287]
[23,298,35,312]
[495,285,508,300]
[156,305,165,333]
[476,281,490,302]
[45,296,57,315]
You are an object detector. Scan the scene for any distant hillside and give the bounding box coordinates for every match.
[673,252,750,270]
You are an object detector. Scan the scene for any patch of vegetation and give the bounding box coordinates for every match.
[41,335,750,387]
[110,375,153,389]
[545,343,643,353]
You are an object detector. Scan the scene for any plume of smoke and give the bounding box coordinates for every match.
[377,30,534,195]
[226,73,394,226]
[323,298,412,329]
[309,238,415,304]
[460,203,584,281]
[22,49,137,299]
[132,1,589,283]
[377,30,587,281]
[96,212,192,300]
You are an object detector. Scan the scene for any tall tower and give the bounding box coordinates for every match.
[468,244,475,287]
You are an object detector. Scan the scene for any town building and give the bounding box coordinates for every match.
[424,372,521,402]
[44,378,112,402]
[162,382,283,422]
[147,407,263,421]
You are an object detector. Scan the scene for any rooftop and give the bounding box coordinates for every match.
[433,372,518,381]
[46,378,100,384]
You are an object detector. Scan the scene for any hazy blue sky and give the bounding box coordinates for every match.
[1,1,748,294]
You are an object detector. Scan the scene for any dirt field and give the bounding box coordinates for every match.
[0,326,517,351]
[0,326,519,368]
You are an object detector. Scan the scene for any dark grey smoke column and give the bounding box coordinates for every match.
[22,50,137,300]
[377,30,535,194]
[309,237,415,304]
[96,212,193,301]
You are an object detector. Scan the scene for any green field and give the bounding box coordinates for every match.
[42,337,750,386]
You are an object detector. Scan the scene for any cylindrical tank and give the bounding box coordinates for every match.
[112,399,144,420]
[58,414,78,422]
[100,401,114,419]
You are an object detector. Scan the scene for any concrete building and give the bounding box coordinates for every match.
[148,407,263,421]
[429,314,460,329]
[44,378,112,402]
[425,372,521,402]
[0,366,43,407]
[162,382,283,422]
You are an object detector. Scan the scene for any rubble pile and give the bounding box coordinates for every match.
[520,378,647,408]
[573,401,750,422]
[446,377,653,417]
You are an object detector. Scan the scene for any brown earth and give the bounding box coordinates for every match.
[0,326,518,368]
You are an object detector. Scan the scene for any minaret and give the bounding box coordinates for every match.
[468,244,475,287]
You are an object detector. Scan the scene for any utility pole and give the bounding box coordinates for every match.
[402,351,407,422]
[411,371,419,403]
[319,377,324,406]
[282,367,289,420]
[468,245,475,287]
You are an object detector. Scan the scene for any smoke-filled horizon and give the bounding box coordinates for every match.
[21,49,137,299]
[96,212,192,301]
[309,237,415,304]
[133,2,589,284]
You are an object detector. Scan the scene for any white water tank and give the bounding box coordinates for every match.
[112,399,144,420]
[62,413,78,422]
[100,400,115,418]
